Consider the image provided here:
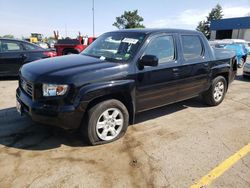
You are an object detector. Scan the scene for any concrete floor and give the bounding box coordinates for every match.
[0,70,249,188]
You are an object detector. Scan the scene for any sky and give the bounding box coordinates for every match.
[0,0,250,38]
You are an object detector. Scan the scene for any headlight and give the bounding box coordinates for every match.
[43,84,69,97]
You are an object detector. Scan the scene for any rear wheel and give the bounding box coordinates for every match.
[82,99,129,145]
[202,76,227,106]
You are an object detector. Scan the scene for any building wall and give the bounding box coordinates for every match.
[210,17,250,41]
[210,30,216,40]
[211,28,250,41]
[232,29,250,40]
[244,29,250,41]
[232,30,238,39]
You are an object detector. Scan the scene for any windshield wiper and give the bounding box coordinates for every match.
[83,53,123,63]
[82,53,101,59]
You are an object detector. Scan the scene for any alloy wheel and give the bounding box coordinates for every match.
[213,81,224,102]
[96,108,124,141]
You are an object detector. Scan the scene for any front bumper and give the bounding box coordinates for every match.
[16,87,86,130]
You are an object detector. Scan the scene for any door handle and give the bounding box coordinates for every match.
[172,68,179,76]
[172,68,179,72]
[20,54,27,59]
[203,62,209,67]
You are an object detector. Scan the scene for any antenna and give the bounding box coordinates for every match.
[65,24,68,38]
[92,0,95,37]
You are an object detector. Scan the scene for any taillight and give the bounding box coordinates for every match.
[43,51,57,57]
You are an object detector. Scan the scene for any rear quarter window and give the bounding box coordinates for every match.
[181,35,203,60]
[23,42,43,51]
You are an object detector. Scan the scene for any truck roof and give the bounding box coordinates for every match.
[0,38,24,42]
[108,28,202,35]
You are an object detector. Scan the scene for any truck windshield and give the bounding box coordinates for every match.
[82,32,146,62]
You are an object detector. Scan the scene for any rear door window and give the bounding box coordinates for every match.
[1,41,22,52]
[181,35,203,60]
[22,42,42,51]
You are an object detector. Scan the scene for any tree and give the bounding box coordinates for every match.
[113,10,145,29]
[197,20,210,38]
[207,4,223,22]
[196,4,223,39]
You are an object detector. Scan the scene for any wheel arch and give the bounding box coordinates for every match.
[78,80,136,125]
[211,65,230,90]
[212,72,229,91]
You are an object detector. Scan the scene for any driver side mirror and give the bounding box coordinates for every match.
[139,55,158,68]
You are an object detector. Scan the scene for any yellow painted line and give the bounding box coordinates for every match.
[190,143,250,188]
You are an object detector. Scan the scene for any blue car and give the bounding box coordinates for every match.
[224,44,247,68]
[210,42,247,68]
[223,39,250,55]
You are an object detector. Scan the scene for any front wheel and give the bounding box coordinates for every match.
[202,76,227,106]
[82,99,129,145]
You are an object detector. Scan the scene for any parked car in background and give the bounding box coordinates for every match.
[223,39,250,55]
[243,43,249,55]
[224,44,247,68]
[0,38,57,76]
[36,41,49,49]
[17,29,237,145]
[243,61,250,78]
[54,37,96,56]
[47,39,56,49]
[209,40,247,68]
[246,41,250,55]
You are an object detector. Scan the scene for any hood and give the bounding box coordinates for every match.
[21,54,129,85]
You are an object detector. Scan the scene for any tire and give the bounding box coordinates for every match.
[82,99,129,145]
[202,76,227,106]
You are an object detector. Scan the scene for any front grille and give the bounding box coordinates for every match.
[20,77,33,97]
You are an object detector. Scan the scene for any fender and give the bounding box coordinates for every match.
[74,80,136,123]
[210,61,230,79]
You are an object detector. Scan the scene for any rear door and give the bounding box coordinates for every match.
[21,42,47,62]
[0,40,25,76]
[135,34,182,112]
[177,35,210,100]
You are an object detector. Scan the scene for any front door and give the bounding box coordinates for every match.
[0,40,24,76]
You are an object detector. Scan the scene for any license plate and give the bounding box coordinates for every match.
[16,100,23,115]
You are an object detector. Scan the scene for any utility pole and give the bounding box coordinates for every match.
[92,0,95,37]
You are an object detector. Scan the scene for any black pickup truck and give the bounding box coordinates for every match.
[16,29,237,145]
